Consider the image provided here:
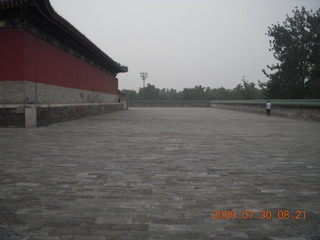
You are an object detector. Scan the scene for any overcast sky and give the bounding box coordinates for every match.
[50,0,319,91]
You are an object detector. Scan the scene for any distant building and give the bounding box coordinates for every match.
[0,0,128,127]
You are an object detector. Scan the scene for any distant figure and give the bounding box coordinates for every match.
[266,101,271,116]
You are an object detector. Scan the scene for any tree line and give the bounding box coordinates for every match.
[122,7,319,101]
[121,79,263,101]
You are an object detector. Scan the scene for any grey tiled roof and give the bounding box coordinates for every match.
[0,0,27,8]
[0,0,127,73]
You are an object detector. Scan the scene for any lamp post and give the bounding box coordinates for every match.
[140,72,148,88]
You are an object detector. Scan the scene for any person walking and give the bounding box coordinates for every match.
[266,101,271,116]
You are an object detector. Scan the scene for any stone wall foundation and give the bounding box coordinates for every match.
[0,103,123,127]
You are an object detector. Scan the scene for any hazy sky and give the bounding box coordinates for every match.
[50,0,319,91]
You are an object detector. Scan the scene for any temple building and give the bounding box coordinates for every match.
[0,0,128,127]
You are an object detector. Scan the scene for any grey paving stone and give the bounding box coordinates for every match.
[0,108,319,239]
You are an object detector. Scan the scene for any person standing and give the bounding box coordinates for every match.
[266,101,271,116]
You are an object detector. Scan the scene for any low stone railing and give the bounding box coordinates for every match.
[129,100,211,108]
[210,100,320,122]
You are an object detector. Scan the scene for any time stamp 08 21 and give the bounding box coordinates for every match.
[211,210,307,220]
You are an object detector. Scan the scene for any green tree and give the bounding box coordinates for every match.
[121,89,138,100]
[232,77,262,99]
[138,84,160,100]
[233,83,245,99]
[262,6,320,99]
[210,87,233,100]
[242,79,262,99]
[159,88,182,100]
[182,85,206,100]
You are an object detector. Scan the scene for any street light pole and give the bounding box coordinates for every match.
[140,72,148,88]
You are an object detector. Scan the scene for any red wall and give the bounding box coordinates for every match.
[0,30,24,81]
[0,29,118,95]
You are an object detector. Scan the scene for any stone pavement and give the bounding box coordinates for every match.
[0,108,319,240]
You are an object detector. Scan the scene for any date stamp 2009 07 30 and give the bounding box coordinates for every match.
[211,210,306,220]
